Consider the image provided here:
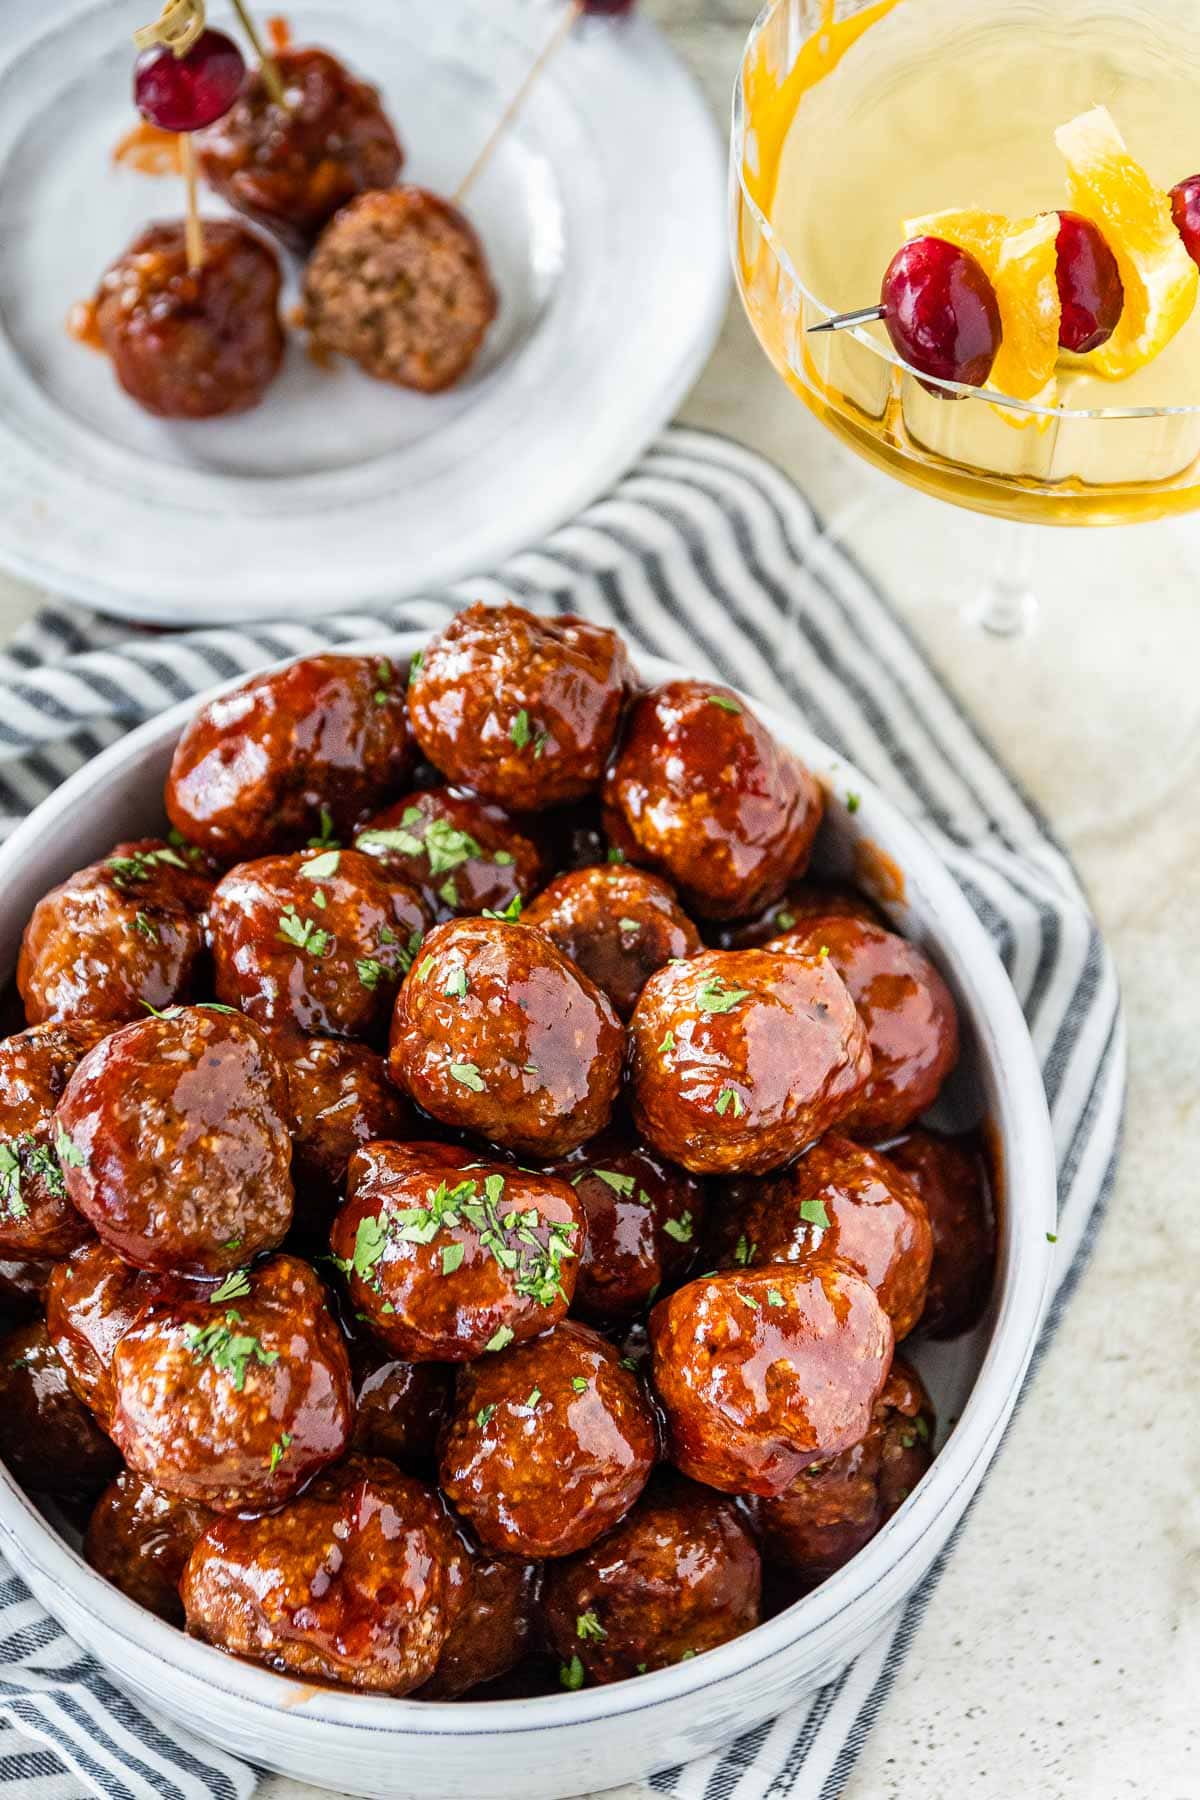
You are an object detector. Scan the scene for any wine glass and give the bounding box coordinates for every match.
[731,0,1200,635]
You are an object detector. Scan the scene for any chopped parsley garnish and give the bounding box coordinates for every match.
[735,1288,761,1311]
[54,1122,86,1169]
[0,1135,67,1217]
[485,1324,514,1353]
[522,1387,542,1411]
[184,1311,278,1391]
[106,845,187,889]
[658,1029,675,1055]
[606,847,625,865]
[510,710,532,749]
[590,1169,636,1197]
[697,975,751,1014]
[799,1198,831,1230]
[576,1611,606,1641]
[663,1213,693,1244]
[345,1214,387,1281]
[1046,1231,1058,1244]
[267,1431,292,1473]
[482,893,523,922]
[475,1404,496,1428]
[132,912,158,942]
[356,958,384,991]
[846,792,862,813]
[707,695,742,714]
[300,850,340,881]
[559,1655,585,1691]
[0,1144,27,1219]
[441,1241,465,1276]
[572,1376,589,1393]
[307,807,338,849]
[415,954,436,983]
[210,1268,251,1304]
[373,657,393,705]
[618,918,640,934]
[408,649,423,684]
[439,877,459,909]
[715,1087,744,1119]
[533,730,549,758]
[441,966,468,1000]
[449,1062,485,1092]
[775,909,797,932]
[767,1287,785,1308]
[424,818,482,876]
[733,1233,755,1267]
[278,908,330,957]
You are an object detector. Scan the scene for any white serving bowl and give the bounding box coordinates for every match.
[0,636,1056,1800]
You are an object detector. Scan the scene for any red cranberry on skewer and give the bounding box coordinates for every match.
[1054,211,1124,353]
[133,28,246,133]
[1170,175,1200,270]
[879,236,1003,392]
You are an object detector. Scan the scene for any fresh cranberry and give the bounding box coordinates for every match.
[1170,175,1200,270]
[1054,211,1124,353]
[133,28,246,134]
[881,236,1002,393]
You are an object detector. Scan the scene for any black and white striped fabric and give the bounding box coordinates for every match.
[0,428,1123,1800]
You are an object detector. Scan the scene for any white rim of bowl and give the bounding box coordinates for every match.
[0,632,1057,1734]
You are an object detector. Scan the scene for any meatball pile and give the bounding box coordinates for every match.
[0,602,994,1699]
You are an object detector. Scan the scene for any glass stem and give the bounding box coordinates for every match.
[969,521,1038,637]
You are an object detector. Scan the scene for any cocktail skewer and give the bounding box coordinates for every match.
[807,305,887,334]
[228,0,286,107]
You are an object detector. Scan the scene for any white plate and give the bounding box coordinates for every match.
[0,0,729,622]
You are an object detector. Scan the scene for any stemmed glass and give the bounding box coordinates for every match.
[731,0,1200,635]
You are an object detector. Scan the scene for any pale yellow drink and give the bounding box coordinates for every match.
[736,0,1200,521]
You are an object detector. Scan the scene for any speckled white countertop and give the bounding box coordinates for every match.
[1,5,1195,1796]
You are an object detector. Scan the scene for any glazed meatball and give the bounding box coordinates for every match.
[0,1020,113,1256]
[543,1127,705,1325]
[17,839,214,1027]
[93,221,284,418]
[523,866,702,1019]
[389,919,623,1158]
[165,652,413,864]
[440,1321,657,1558]
[282,1037,415,1232]
[543,1474,761,1684]
[649,1266,894,1497]
[408,604,634,810]
[304,188,497,393]
[771,917,959,1139]
[196,47,403,251]
[182,1457,466,1694]
[627,949,872,1176]
[351,1348,453,1471]
[710,1136,932,1340]
[85,1469,216,1625]
[758,1360,935,1584]
[603,681,824,921]
[110,1254,353,1513]
[333,1142,585,1361]
[46,1239,187,1430]
[888,1129,995,1338]
[210,849,427,1043]
[55,1007,293,1277]
[706,882,881,952]
[422,1546,542,1699]
[0,1320,119,1498]
[355,787,546,923]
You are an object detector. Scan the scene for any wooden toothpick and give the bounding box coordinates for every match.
[181,131,204,270]
[455,0,584,204]
[229,0,286,106]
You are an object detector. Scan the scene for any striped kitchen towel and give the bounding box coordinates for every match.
[0,428,1123,1800]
